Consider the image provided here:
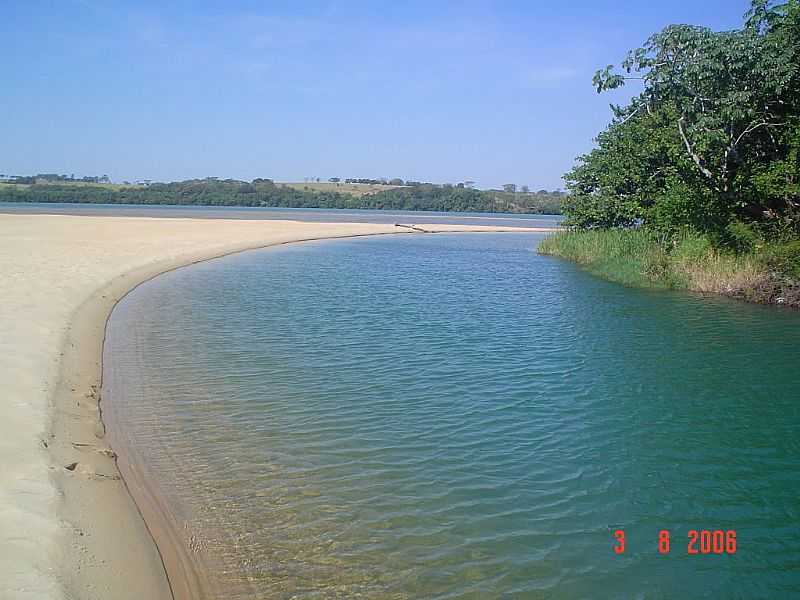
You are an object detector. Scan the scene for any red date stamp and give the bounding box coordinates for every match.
[613,530,736,554]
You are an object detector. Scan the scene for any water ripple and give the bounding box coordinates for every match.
[104,233,800,599]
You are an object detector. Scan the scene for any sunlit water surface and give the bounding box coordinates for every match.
[104,233,800,599]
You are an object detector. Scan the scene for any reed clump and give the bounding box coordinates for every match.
[538,228,800,307]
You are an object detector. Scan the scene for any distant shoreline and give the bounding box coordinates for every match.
[0,199,564,219]
[0,178,566,215]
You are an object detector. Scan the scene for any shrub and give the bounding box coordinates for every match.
[761,240,800,280]
[724,221,761,253]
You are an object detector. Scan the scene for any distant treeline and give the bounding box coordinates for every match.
[0,177,565,214]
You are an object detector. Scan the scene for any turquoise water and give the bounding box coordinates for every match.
[104,233,800,599]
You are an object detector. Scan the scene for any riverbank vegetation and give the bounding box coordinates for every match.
[540,0,800,307]
[0,177,564,214]
[539,229,800,305]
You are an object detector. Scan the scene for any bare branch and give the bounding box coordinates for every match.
[678,117,719,190]
[617,104,645,125]
[732,120,787,148]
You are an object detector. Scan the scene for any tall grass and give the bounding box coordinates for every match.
[539,228,798,306]
[538,229,676,288]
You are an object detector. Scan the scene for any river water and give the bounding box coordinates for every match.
[103,232,800,598]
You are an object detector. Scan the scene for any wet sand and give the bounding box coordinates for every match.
[0,213,555,599]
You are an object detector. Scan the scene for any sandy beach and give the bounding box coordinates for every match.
[0,213,555,600]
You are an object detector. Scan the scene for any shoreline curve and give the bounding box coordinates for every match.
[43,218,555,600]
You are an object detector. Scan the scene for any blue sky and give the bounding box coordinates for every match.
[1,1,751,189]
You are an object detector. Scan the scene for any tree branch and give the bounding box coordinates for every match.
[677,117,718,188]
[617,104,645,125]
[733,120,786,148]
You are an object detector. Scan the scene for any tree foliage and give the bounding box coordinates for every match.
[567,0,800,241]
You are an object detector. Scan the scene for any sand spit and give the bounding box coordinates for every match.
[0,213,555,599]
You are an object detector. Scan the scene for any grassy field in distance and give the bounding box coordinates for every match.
[0,181,398,196]
[279,182,405,197]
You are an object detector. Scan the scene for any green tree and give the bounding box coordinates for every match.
[567,0,800,236]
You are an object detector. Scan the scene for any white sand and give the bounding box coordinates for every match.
[0,214,554,599]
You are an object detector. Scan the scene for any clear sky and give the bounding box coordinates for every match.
[1,1,751,189]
